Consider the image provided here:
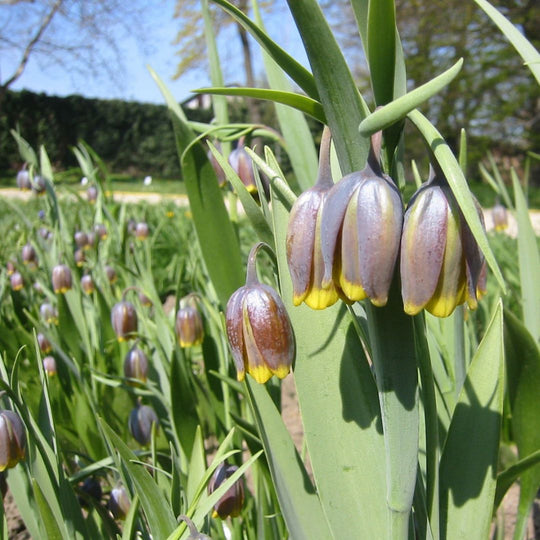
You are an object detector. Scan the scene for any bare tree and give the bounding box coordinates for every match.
[0,0,163,110]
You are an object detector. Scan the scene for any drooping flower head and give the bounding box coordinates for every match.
[0,410,26,471]
[286,127,341,309]
[228,136,257,194]
[111,300,138,341]
[52,264,72,294]
[226,243,295,384]
[320,132,403,306]
[208,462,245,519]
[128,402,158,446]
[175,294,204,348]
[400,167,486,318]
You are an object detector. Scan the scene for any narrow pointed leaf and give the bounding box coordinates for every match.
[439,301,504,540]
[194,87,326,123]
[359,59,464,136]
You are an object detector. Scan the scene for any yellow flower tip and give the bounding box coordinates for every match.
[212,510,219,519]
[246,185,258,194]
[303,287,339,310]
[339,276,368,302]
[369,295,388,308]
[54,286,70,294]
[236,370,245,383]
[248,364,274,384]
[494,224,507,232]
[403,302,423,316]
[292,292,307,307]
[117,336,126,343]
[12,284,23,291]
[425,295,459,318]
[272,364,291,380]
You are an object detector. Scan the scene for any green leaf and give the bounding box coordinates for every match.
[245,380,333,540]
[511,168,540,343]
[149,66,244,308]
[474,0,540,85]
[10,129,38,167]
[359,59,464,136]
[495,449,540,510]
[32,480,63,540]
[367,0,396,106]
[286,0,370,174]
[100,418,177,538]
[407,109,506,291]
[503,308,540,539]
[186,426,206,505]
[439,300,504,540]
[195,87,326,123]
[253,0,319,192]
[210,0,318,99]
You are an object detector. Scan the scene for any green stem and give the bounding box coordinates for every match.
[367,280,419,538]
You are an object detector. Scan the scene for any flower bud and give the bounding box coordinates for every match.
[43,355,57,376]
[6,260,15,276]
[492,201,508,231]
[74,248,85,267]
[21,243,37,267]
[81,274,95,294]
[94,223,107,240]
[16,169,31,191]
[32,175,47,195]
[87,185,98,204]
[52,264,72,294]
[320,135,403,307]
[37,332,52,354]
[0,410,26,471]
[400,169,486,318]
[111,301,137,341]
[40,302,58,324]
[228,138,257,194]
[208,463,245,519]
[135,222,149,240]
[79,477,102,508]
[74,231,89,249]
[226,243,295,384]
[10,271,24,291]
[138,291,152,307]
[286,127,340,309]
[175,297,204,348]
[105,265,117,284]
[109,485,130,520]
[128,404,158,446]
[124,346,148,384]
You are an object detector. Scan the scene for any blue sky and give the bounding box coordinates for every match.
[2,2,307,105]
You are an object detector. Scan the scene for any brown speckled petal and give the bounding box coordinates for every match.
[225,287,248,381]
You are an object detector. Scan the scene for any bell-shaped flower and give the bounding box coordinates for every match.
[286,127,341,309]
[10,272,24,291]
[43,355,57,376]
[492,200,508,231]
[226,243,295,384]
[111,300,138,341]
[124,345,148,384]
[109,485,131,520]
[320,134,403,306]
[16,169,31,191]
[81,274,95,295]
[228,137,257,194]
[128,402,158,446]
[175,295,204,347]
[52,264,72,293]
[400,168,486,318]
[0,410,26,471]
[208,463,245,519]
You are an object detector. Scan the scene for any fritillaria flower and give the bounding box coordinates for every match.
[21,243,37,267]
[111,300,137,341]
[10,272,24,291]
[109,485,130,520]
[400,168,486,318]
[87,185,98,204]
[286,127,340,309]
[0,410,26,471]
[6,260,15,276]
[175,295,204,348]
[52,264,72,294]
[43,355,57,376]
[37,332,52,354]
[128,403,158,446]
[105,265,117,284]
[138,291,152,307]
[40,302,58,324]
[32,175,47,195]
[74,248,85,267]
[228,137,257,194]
[226,243,295,384]
[320,133,403,307]
[16,169,31,191]
[208,463,245,519]
[135,222,149,240]
[124,345,149,384]
[94,223,107,240]
[74,231,89,250]
[79,477,102,508]
[492,200,508,232]
[81,274,95,294]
